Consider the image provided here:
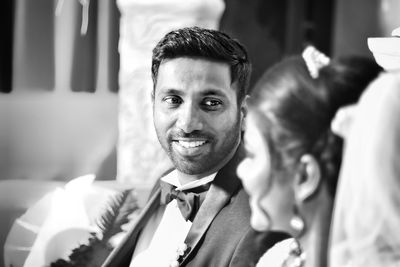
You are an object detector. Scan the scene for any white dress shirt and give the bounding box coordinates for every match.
[129,170,217,267]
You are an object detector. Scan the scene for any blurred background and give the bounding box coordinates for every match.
[0,0,399,266]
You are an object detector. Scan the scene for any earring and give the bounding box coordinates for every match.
[290,206,305,237]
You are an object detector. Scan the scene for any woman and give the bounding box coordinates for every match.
[330,71,400,267]
[237,46,382,267]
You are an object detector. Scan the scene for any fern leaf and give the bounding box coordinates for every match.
[50,189,139,267]
[96,189,139,241]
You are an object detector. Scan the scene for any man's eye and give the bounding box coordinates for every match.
[202,98,222,110]
[163,96,182,105]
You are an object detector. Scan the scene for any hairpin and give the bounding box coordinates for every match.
[302,45,330,79]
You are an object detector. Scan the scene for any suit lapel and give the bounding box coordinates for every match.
[179,147,243,265]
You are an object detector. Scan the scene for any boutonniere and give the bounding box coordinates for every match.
[170,243,190,267]
[50,189,139,267]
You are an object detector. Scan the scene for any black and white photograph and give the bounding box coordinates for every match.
[1,0,399,266]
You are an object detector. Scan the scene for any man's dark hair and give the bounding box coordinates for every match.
[151,26,251,103]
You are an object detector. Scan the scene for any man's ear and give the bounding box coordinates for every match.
[294,154,321,202]
[240,95,249,132]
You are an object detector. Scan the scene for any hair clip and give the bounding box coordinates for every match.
[302,45,330,79]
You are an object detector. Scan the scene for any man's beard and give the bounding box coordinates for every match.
[158,121,241,175]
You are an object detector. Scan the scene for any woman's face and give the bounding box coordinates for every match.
[237,112,294,233]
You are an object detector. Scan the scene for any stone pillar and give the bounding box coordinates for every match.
[117,0,225,189]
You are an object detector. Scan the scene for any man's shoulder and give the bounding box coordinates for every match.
[213,186,251,226]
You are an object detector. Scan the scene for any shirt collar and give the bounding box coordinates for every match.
[161,170,217,191]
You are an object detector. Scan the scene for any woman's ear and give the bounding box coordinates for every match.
[294,154,321,202]
[240,95,249,132]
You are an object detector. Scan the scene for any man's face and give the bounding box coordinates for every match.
[153,57,245,176]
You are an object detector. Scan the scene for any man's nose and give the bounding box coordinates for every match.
[176,103,203,133]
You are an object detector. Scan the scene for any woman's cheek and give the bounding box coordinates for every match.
[237,159,258,192]
[249,197,271,232]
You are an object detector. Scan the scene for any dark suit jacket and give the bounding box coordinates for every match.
[102,149,288,267]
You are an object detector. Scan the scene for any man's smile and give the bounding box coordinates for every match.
[172,139,210,157]
[176,140,207,148]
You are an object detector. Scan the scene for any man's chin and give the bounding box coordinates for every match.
[166,141,239,176]
[169,154,217,175]
[173,161,211,176]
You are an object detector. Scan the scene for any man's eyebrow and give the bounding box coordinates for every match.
[158,88,183,95]
[201,89,227,97]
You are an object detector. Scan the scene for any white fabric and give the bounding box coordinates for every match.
[21,175,107,267]
[129,171,217,267]
[161,170,216,190]
[129,199,192,267]
[330,72,400,267]
[256,238,294,267]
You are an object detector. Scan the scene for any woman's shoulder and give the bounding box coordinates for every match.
[256,238,295,267]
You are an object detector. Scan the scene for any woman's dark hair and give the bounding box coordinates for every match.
[250,55,382,197]
[151,26,251,104]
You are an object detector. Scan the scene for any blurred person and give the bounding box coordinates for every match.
[330,71,400,266]
[236,46,382,267]
[102,26,287,267]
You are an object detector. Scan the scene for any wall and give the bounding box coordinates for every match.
[332,0,400,58]
[0,92,118,181]
[0,0,118,182]
[332,0,381,57]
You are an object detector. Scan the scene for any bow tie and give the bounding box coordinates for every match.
[160,180,210,222]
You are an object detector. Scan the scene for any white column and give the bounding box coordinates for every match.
[117,0,225,189]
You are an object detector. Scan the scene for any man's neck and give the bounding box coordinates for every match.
[176,144,241,186]
[176,170,215,186]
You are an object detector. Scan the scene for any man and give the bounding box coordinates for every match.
[102,26,287,267]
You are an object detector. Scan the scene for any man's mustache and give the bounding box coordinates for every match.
[170,130,212,140]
